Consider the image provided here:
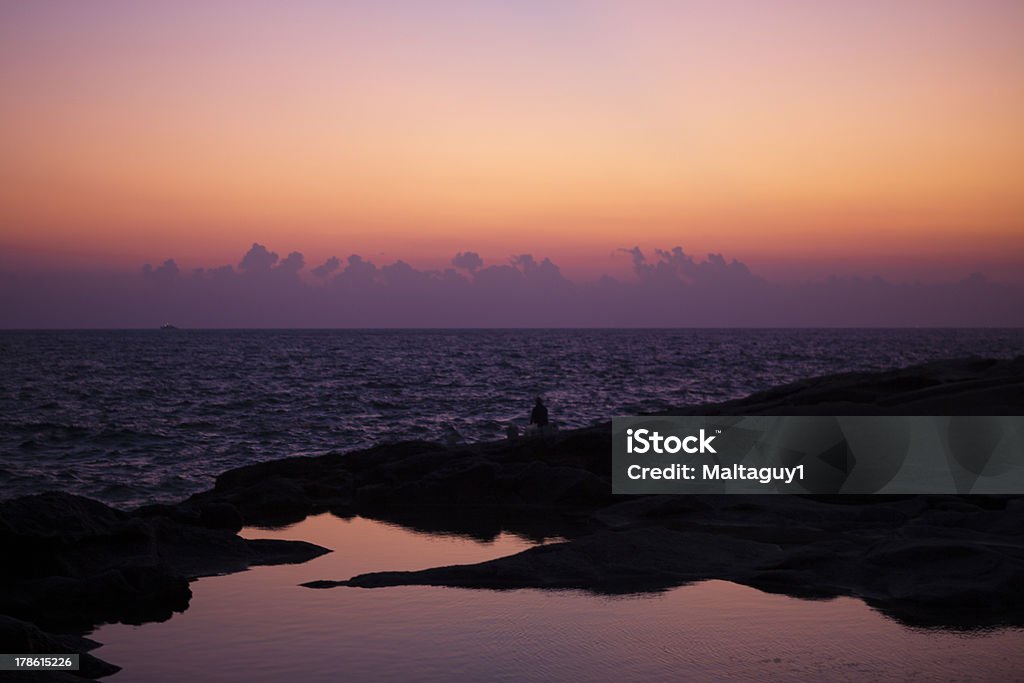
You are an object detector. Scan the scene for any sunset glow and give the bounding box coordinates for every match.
[2,1,1023,281]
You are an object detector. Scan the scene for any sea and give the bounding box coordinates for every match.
[1,328,1021,509]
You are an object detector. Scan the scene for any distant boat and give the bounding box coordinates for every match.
[159,323,179,330]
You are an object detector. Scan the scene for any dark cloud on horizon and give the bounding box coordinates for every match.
[141,259,179,281]
[452,251,483,272]
[311,256,340,278]
[2,244,1022,328]
[238,243,278,272]
[278,251,304,274]
[629,247,757,288]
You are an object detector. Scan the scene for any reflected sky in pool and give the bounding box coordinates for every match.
[93,514,1024,682]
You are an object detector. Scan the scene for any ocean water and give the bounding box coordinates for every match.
[1,328,1021,508]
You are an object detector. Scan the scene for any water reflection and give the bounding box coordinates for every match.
[94,514,1024,682]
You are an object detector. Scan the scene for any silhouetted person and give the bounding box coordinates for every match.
[530,397,549,429]
[443,423,462,449]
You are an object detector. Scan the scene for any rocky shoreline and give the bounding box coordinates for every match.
[2,355,1022,680]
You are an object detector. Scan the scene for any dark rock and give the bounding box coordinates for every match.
[0,491,330,678]
[198,502,244,532]
[0,615,120,680]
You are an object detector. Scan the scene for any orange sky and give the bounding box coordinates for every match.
[1,1,1022,281]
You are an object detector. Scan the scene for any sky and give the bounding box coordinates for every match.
[1,1,1023,309]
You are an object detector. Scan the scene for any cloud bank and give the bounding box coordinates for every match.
[2,243,1021,328]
